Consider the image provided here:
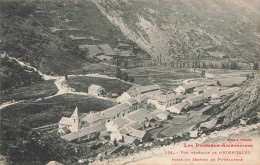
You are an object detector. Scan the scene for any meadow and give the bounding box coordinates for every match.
[0,94,115,128]
[67,76,132,94]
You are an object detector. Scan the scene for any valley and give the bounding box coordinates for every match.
[0,0,259,165]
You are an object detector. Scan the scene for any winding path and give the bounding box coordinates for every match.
[0,55,119,110]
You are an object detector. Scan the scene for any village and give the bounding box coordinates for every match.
[57,77,243,148]
[1,1,260,165]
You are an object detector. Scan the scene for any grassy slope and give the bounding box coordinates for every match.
[0,55,44,91]
[0,80,58,104]
[0,1,127,76]
[0,94,115,128]
[67,76,132,94]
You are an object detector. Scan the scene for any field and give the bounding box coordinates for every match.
[206,69,254,75]
[215,77,247,86]
[0,94,115,128]
[67,76,132,94]
[0,80,58,104]
[126,67,202,91]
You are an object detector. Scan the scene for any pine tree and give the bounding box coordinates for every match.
[116,67,123,79]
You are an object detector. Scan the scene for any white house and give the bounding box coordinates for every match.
[155,111,170,121]
[175,82,203,94]
[61,123,106,142]
[125,108,153,128]
[187,95,204,107]
[110,131,123,142]
[58,107,82,133]
[88,84,105,96]
[117,85,160,103]
[105,117,131,132]
[117,91,139,103]
[167,101,189,114]
[101,103,132,123]
[148,93,183,110]
[105,117,131,142]
[83,112,105,125]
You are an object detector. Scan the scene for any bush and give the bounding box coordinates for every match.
[0,1,36,18]
[116,67,123,79]
[201,70,205,77]
[129,76,135,83]
[122,72,129,81]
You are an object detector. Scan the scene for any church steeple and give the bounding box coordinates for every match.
[71,106,79,118]
[70,107,81,132]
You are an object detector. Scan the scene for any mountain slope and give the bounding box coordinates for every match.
[94,0,260,62]
[0,0,141,90]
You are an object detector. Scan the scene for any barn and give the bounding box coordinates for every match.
[88,84,105,96]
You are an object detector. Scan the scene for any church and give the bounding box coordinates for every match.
[58,107,82,134]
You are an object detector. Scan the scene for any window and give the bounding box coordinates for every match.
[74,119,76,123]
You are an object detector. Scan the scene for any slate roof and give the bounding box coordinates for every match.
[119,127,130,135]
[84,113,104,124]
[124,121,143,130]
[135,95,148,103]
[59,117,72,126]
[112,117,131,128]
[167,102,187,113]
[119,127,146,139]
[88,84,104,91]
[126,108,153,123]
[181,82,203,90]
[123,135,138,144]
[61,124,106,141]
[58,127,70,134]
[71,107,79,117]
[79,44,116,57]
[155,111,169,120]
[124,98,138,105]
[203,88,219,98]
[128,127,146,139]
[156,93,178,102]
[125,90,141,97]
[187,95,204,103]
[135,85,160,94]
[101,103,131,118]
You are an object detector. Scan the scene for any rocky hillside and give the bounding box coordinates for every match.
[94,0,260,62]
